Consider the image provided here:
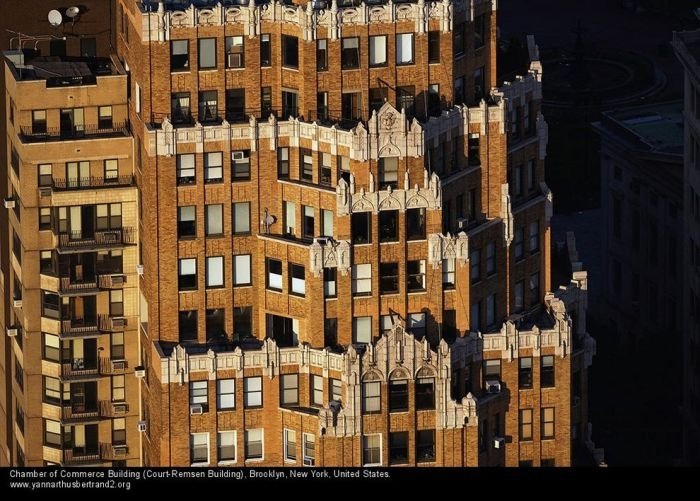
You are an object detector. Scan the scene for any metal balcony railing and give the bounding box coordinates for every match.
[19,122,129,143]
[60,359,100,380]
[62,447,102,466]
[59,277,99,295]
[60,319,99,337]
[56,227,136,251]
[61,404,100,422]
[52,175,134,191]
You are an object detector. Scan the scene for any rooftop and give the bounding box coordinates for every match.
[4,50,122,86]
[593,101,683,157]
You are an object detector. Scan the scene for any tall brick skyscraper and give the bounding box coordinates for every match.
[2,0,597,467]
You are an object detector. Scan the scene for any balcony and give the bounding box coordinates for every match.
[99,400,129,418]
[52,175,135,192]
[59,277,99,296]
[61,403,100,423]
[100,443,129,461]
[19,122,130,143]
[98,274,127,289]
[62,447,103,466]
[60,319,100,338]
[56,227,136,253]
[99,357,128,375]
[61,359,100,380]
[98,314,130,333]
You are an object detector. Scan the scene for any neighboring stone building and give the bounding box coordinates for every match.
[1,0,597,467]
[594,101,683,464]
[673,31,700,465]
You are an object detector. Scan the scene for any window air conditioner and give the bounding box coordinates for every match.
[13,299,22,308]
[494,437,506,449]
[6,328,18,337]
[232,151,245,160]
[457,217,469,230]
[112,403,129,415]
[4,198,15,209]
[111,317,127,328]
[303,458,315,466]
[111,360,127,371]
[134,366,146,378]
[113,445,129,457]
[190,404,204,415]
[136,264,144,276]
[227,53,242,68]
[39,188,52,198]
[137,421,147,432]
[485,380,501,394]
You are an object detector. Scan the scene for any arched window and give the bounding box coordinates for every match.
[416,367,436,410]
[389,368,409,412]
[362,372,381,414]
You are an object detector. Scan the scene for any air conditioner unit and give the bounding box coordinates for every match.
[4,198,15,209]
[6,328,18,337]
[485,380,501,394]
[134,366,146,378]
[136,264,144,276]
[111,274,125,286]
[112,403,129,415]
[232,151,245,160]
[190,404,204,415]
[494,437,506,449]
[227,53,243,68]
[39,187,52,198]
[457,217,469,230]
[113,445,129,457]
[13,299,22,308]
[102,231,120,243]
[137,421,147,432]
[303,458,315,466]
[111,360,127,371]
[111,317,127,328]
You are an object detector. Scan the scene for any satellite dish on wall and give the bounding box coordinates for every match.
[65,6,81,18]
[48,10,63,27]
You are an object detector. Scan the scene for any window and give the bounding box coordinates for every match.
[280,374,299,406]
[474,14,486,49]
[353,316,372,345]
[341,37,360,69]
[190,381,209,411]
[416,377,435,410]
[190,433,210,465]
[177,154,196,185]
[171,40,189,71]
[178,310,198,343]
[199,38,216,69]
[218,431,236,463]
[389,432,409,465]
[352,264,372,296]
[283,90,299,117]
[408,313,426,339]
[514,280,524,312]
[470,249,481,283]
[454,22,466,57]
[225,36,244,68]
[43,376,63,405]
[370,87,388,112]
[112,375,125,401]
[325,318,338,348]
[541,356,555,388]
[519,357,533,389]
[442,259,455,289]
[113,418,126,446]
[529,221,539,253]
[110,289,124,316]
[40,250,53,275]
[342,92,362,121]
[324,268,337,298]
[416,430,436,463]
[303,434,315,466]
[261,86,272,117]
[95,203,122,230]
[206,256,224,288]
[352,212,371,244]
[44,419,62,447]
[205,204,223,236]
[486,242,496,276]
[389,379,408,412]
[171,92,191,124]
[310,375,324,406]
[375,211,398,244]
[527,160,536,190]
[406,208,425,240]
[407,260,426,292]
[178,206,196,238]
[330,378,342,402]
[232,202,250,235]
[317,92,329,122]
[32,110,47,134]
[244,377,262,408]
[245,429,263,460]
[378,157,398,189]
[38,164,52,187]
[473,67,485,102]
[217,379,235,410]
[519,409,533,441]
[98,106,113,129]
[284,201,296,236]
[282,36,299,68]
[541,458,555,467]
[204,152,223,183]
[428,84,440,117]
[278,148,289,179]
[542,407,555,439]
[266,259,283,291]
[284,429,297,462]
[369,36,387,67]
[396,33,414,65]
[300,150,313,182]
[43,333,60,362]
[530,272,540,306]
[362,381,381,413]
[486,293,496,326]
[381,315,393,336]
[397,86,415,118]
[178,258,197,290]
[289,264,305,296]
[379,262,399,294]
[363,435,382,466]
[233,306,252,340]
[321,209,334,237]
[317,39,328,70]
[428,31,440,63]
[231,150,250,180]
[104,159,118,181]
[233,255,251,286]
[198,90,218,122]
[39,208,51,231]
[205,308,225,341]
[260,34,271,67]
[514,227,524,261]
[483,359,501,383]
[226,89,246,123]
[111,332,125,360]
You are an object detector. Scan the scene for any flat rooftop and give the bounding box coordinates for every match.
[594,101,683,157]
[4,50,122,86]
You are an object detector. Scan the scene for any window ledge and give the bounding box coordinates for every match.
[379,241,400,245]
[245,458,264,463]
[218,460,237,466]
[233,284,253,288]
[407,290,426,295]
[190,462,210,467]
[407,238,427,243]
